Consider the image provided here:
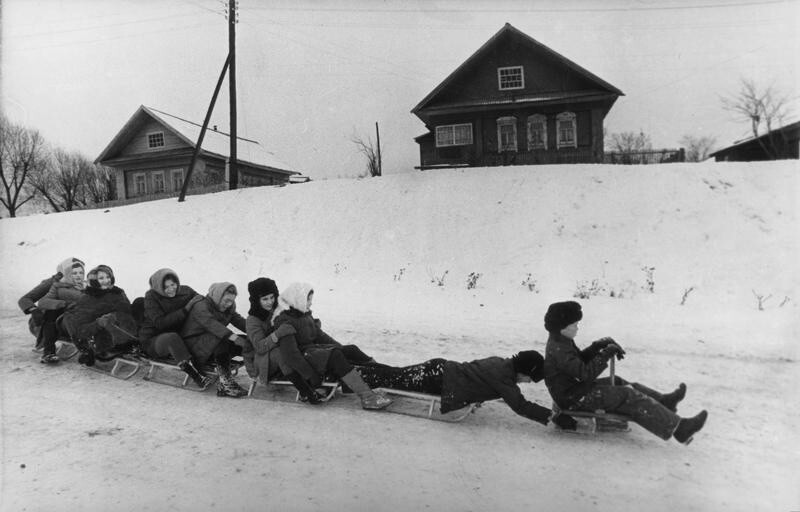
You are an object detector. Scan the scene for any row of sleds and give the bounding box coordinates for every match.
[49,340,481,423]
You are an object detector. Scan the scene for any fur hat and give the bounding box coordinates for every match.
[248,277,280,318]
[544,301,583,333]
[88,264,115,289]
[511,350,545,382]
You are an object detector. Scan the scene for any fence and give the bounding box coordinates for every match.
[603,148,685,165]
[85,184,227,210]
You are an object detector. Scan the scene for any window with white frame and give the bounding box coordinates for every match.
[556,112,577,149]
[147,132,165,149]
[527,114,547,150]
[152,171,165,193]
[171,169,184,191]
[498,66,524,90]
[133,173,147,196]
[497,116,518,152]
[435,123,473,147]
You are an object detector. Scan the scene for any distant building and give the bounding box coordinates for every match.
[411,23,623,170]
[95,105,301,202]
[710,121,800,162]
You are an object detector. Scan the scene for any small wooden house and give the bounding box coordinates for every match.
[710,121,800,161]
[95,105,299,201]
[412,23,623,169]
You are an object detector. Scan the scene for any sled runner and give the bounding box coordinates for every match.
[247,378,340,403]
[86,350,143,380]
[141,358,216,391]
[375,388,478,423]
[55,340,79,360]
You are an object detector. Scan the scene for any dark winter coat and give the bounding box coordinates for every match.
[180,282,247,364]
[440,356,550,423]
[272,308,343,383]
[138,271,200,344]
[244,313,296,383]
[61,286,138,343]
[543,332,611,409]
[37,281,85,312]
[18,272,62,335]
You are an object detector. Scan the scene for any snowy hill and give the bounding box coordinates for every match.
[1,161,798,512]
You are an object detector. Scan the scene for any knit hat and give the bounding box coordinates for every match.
[511,350,545,382]
[248,277,279,318]
[88,264,115,289]
[544,301,583,333]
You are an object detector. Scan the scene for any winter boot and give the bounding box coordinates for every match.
[215,363,247,398]
[179,359,212,389]
[340,369,393,410]
[661,383,687,412]
[76,340,96,366]
[40,352,60,364]
[284,372,324,404]
[673,410,708,445]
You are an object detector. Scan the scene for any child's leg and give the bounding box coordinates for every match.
[576,385,680,440]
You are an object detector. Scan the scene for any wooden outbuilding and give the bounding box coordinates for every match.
[710,121,800,162]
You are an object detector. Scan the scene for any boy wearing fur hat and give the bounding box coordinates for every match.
[62,265,139,366]
[542,300,708,444]
[355,351,577,428]
[180,282,249,398]
[35,257,86,364]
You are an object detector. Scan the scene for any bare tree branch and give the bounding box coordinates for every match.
[0,115,46,217]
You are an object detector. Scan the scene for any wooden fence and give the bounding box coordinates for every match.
[604,148,685,165]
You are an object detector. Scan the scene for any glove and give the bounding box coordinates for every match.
[552,413,578,431]
[592,337,616,349]
[29,307,44,325]
[96,313,116,329]
[602,342,626,361]
[184,294,204,312]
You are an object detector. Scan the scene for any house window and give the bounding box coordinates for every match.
[133,173,146,196]
[435,123,473,147]
[152,171,165,193]
[498,66,524,90]
[147,132,165,149]
[497,116,518,152]
[171,169,184,191]
[556,112,577,149]
[527,114,547,150]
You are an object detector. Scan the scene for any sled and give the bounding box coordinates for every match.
[247,378,340,403]
[551,359,631,434]
[87,351,143,380]
[141,358,216,392]
[375,388,478,423]
[55,340,79,360]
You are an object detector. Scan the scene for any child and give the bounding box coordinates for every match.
[18,263,65,350]
[62,265,139,365]
[542,300,708,444]
[35,257,86,364]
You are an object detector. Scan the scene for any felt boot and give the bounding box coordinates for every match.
[673,410,708,445]
[340,369,392,410]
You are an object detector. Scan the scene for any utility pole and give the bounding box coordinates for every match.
[228,0,238,189]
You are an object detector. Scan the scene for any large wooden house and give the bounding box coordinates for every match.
[412,23,623,169]
[95,105,299,201]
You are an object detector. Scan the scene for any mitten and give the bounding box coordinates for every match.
[592,337,616,349]
[601,343,626,361]
[552,413,578,430]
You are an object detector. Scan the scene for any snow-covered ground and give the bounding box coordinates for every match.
[1,161,798,512]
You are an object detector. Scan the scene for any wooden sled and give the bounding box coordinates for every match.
[87,352,143,380]
[247,378,339,402]
[141,358,216,392]
[55,340,79,360]
[375,388,478,423]
[552,359,631,433]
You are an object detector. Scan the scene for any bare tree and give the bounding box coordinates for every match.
[607,130,653,154]
[84,163,117,205]
[680,135,717,162]
[721,78,792,159]
[30,148,92,212]
[350,132,382,177]
[0,115,47,217]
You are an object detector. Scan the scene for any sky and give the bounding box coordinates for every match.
[2,0,798,180]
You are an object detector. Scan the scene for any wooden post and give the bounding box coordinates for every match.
[375,122,382,176]
[178,54,231,202]
[228,0,238,190]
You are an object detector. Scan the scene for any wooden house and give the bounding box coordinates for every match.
[412,23,623,169]
[95,105,300,201]
[710,121,800,161]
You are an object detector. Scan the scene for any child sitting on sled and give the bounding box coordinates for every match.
[541,300,708,444]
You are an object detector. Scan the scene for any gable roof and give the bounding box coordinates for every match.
[411,23,623,117]
[709,120,800,158]
[95,105,298,175]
